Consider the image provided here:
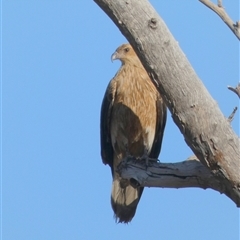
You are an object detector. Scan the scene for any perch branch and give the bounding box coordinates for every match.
[199,0,240,40]
[117,156,221,190]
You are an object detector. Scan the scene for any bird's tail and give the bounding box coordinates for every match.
[111,178,144,223]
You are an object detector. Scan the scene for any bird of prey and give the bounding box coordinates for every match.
[100,43,166,223]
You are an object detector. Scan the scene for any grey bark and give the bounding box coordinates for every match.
[94,0,240,206]
[118,156,224,192]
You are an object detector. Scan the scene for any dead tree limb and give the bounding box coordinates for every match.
[94,0,240,206]
[118,156,224,194]
[199,0,240,40]
[228,107,238,123]
[228,83,240,98]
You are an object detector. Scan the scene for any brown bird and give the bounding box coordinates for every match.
[100,43,166,223]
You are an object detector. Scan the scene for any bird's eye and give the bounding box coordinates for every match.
[124,47,130,52]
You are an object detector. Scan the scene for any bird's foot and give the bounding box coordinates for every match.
[138,154,159,168]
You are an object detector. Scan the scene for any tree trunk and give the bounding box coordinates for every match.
[94,0,240,206]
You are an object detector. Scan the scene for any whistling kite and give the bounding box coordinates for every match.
[100,43,166,223]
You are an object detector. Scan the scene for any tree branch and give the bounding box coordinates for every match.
[227,107,238,123]
[217,0,222,8]
[199,0,240,40]
[94,0,240,206]
[228,83,240,98]
[117,156,233,201]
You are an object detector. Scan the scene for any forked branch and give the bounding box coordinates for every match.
[199,0,240,40]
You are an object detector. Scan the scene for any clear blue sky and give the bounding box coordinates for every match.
[2,1,239,239]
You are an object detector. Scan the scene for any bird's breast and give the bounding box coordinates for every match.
[110,67,158,157]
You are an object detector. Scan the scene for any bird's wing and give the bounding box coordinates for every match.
[100,80,116,170]
[149,96,167,159]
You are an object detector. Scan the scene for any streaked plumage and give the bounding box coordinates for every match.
[100,43,166,223]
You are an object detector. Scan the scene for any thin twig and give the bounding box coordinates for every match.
[228,107,238,122]
[228,83,240,98]
[217,0,222,8]
[199,0,240,40]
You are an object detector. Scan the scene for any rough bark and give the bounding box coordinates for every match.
[117,156,224,193]
[94,0,240,206]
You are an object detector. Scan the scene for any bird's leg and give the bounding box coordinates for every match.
[124,144,133,161]
[139,148,158,168]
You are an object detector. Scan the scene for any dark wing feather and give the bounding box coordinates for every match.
[149,96,167,159]
[100,82,114,170]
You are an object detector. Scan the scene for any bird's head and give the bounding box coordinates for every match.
[111,43,142,66]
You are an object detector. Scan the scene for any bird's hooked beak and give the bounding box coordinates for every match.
[111,51,119,62]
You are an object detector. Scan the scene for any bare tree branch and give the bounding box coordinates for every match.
[117,156,234,202]
[228,83,240,98]
[199,0,240,40]
[228,107,238,123]
[94,0,240,206]
[217,0,222,8]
